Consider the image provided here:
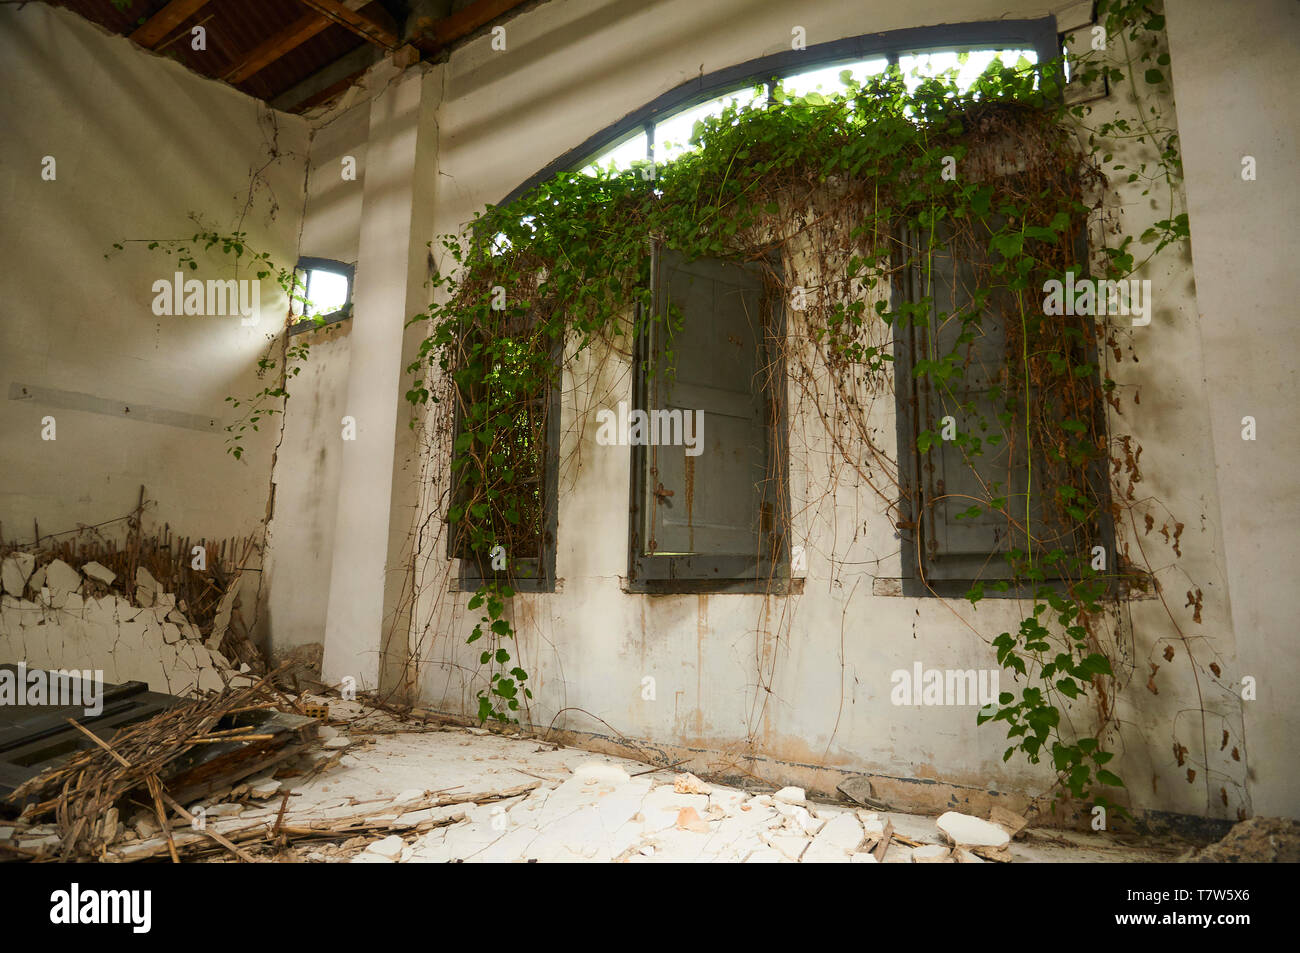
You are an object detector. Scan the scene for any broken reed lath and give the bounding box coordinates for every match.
[0,485,264,671]
[7,668,300,861]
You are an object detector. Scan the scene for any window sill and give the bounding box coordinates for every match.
[288,309,351,336]
[622,576,804,596]
[871,576,1157,600]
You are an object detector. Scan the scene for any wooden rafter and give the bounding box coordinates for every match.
[297,0,401,51]
[413,0,534,52]
[222,13,333,84]
[129,0,213,50]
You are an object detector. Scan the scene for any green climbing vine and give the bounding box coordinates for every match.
[407,0,1190,809]
[108,219,330,459]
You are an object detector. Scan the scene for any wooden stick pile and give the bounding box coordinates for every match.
[8,671,296,861]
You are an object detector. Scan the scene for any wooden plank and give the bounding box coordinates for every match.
[871,819,894,862]
[130,0,213,50]
[416,0,532,50]
[298,0,400,50]
[223,13,334,84]
[270,43,381,112]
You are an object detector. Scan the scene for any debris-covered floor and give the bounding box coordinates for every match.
[4,695,1200,863]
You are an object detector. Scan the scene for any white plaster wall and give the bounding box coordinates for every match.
[261,323,353,658]
[0,4,309,543]
[261,99,369,659]
[398,0,1296,820]
[300,102,370,265]
[1163,0,1300,818]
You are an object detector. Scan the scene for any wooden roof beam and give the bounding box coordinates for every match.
[297,0,401,51]
[130,0,213,50]
[412,0,534,53]
[222,13,334,84]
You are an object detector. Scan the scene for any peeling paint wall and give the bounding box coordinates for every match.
[260,99,369,664]
[1162,0,1300,818]
[396,0,1299,822]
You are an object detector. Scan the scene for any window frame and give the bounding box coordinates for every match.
[447,327,562,595]
[495,18,1062,207]
[288,257,355,335]
[891,229,1116,599]
[625,244,792,594]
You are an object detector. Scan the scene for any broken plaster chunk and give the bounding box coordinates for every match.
[81,561,116,586]
[760,830,810,862]
[773,786,806,805]
[936,811,1011,849]
[675,806,710,834]
[1,553,35,597]
[204,803,244,818]
[574,761,631,786]
[673,772,711,795]
[801,812,865,862]
[322,736,351,749]
[707,788,748,816]
[776,801,824,835]
[911,844,954,863]
[351,852,395,863]
[45,558,81,591]
[858,811,886,836]
[850,852,880,863]
[367,835,406,859]
[135,566,159,606]
[44,559,81,607]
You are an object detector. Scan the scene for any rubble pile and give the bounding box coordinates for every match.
[0,553,252,696]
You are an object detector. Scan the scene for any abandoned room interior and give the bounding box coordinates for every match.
[1,0,1297,882]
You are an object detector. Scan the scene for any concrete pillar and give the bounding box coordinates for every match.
[321,65,442,692]
[1164,0,1300,817]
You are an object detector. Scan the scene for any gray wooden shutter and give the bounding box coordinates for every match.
[643,250,768,557]
[914,224,1041,581]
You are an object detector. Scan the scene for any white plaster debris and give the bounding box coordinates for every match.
[0,565,246,697]
[911,844,954,862]
[364,834,406,860]
[1,553,35,596]
[773,786,806,805]
[249,778,283,799]
[802,813,865,863]
[936,811,1012,848]
[81,561,116,586]
[11,710,1179,863]
[673,772,710,795]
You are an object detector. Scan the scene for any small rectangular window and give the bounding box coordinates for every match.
[627,246,790,592]
[289,257,354,334]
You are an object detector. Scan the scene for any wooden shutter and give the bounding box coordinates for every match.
[643,250,769,558]
[911,224,1049,581]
